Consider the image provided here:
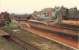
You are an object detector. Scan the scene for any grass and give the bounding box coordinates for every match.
[0,37,24,50]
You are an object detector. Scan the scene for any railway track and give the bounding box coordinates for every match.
[3,35,39,50]
[62,20,79,27]
[0,29,39,50]
[18,21,79,50]
[48,23,79,31]
[27,21,78,36]
[31,26,78,41]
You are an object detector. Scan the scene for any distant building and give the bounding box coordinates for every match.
[32,8,55,21]
[64,7,79,20]
[32,7,79,21]
[41,8,53,17]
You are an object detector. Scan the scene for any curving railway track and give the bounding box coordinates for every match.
[18,21,79,50]
[27,20,78,36]
[3,35,39,50]
[0,29,39,50]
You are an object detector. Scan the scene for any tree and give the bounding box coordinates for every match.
[3,12,11,25]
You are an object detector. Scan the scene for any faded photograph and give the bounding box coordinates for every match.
[0,0,79,50]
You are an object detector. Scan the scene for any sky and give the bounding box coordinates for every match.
[0,0,79,14]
